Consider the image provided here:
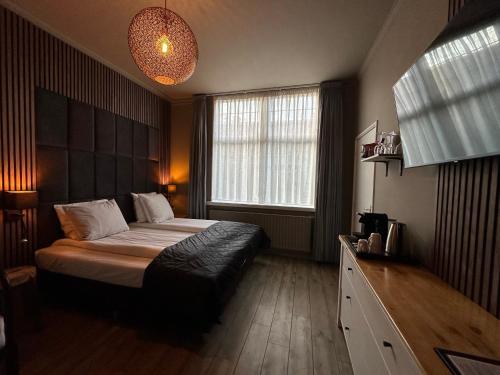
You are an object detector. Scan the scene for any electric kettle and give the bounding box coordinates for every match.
[385,222,404,256]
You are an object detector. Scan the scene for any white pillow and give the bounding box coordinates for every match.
[61,199,129,241]
[54,199,107,239]
[139,194,174,223]
[131,192,157,222]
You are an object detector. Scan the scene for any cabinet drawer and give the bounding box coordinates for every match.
[340,269,353,330]
[341,273,390,375]
[343,249,356,280]
[347,253,421,375]
[351,298,391,375]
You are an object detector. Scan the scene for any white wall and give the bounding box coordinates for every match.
[170,102,194,217]
[356,0,449,266]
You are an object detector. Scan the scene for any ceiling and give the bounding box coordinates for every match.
[2,0,396,101]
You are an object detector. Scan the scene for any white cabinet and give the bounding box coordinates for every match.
[338,245,422,375]
[341,271,390,375]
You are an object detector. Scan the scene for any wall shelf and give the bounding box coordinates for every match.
[361,154,404,176]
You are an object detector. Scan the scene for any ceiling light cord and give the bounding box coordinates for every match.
[165,0,169,26]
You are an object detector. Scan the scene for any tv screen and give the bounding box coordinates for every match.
[393,2,500,168]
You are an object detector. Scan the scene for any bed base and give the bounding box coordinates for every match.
[37,269,144,318]
[36,252,257,329]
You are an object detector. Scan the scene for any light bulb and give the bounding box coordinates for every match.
[157,35,172,57]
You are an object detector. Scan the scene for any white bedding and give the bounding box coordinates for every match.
[51,226,191,259]
[36,245,150,288]
[35,218,219,288]
[129,218,218,233]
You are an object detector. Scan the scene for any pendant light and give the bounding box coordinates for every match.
[128,1,198,85]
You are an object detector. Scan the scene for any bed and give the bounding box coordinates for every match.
[34,90,269,323]
[36,218,269,322]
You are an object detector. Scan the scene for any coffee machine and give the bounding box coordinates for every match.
[354,212,389,243]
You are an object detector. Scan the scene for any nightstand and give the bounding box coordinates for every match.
[0,265,39,375]
[1,266,41,335]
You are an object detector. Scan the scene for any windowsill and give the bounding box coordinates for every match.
[206,201,315,213]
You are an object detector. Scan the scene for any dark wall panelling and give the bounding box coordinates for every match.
[434,158,500,318]
[35,88,160,247]
[448,0,468,22]
[0,5,170,268]
[433,0,500,318]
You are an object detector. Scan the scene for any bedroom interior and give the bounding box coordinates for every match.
[0,0,499,374]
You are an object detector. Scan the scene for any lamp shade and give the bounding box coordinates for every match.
[167,184,177,194]
[128,7,198,85]
[4,191,38,210]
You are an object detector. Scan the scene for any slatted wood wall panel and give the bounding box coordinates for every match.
[0,5,170,268]
[448,0,469,22]
[433,0,500,318]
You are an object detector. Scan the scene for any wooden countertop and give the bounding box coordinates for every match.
[339,235,500,375]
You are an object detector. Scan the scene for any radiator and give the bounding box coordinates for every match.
[208,209,314,252]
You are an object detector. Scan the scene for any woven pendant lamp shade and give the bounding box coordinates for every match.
[128,7,198,85]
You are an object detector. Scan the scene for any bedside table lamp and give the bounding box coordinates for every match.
[166,184,177,211]
[3,191,38,244]
[167,184,177,195]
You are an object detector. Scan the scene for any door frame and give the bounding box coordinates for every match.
[351,120,378,231]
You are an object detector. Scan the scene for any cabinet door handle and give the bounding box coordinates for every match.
[346,295,351,300]
[383,341,392,348]
[344,326,350,331]
[347,267,353,272]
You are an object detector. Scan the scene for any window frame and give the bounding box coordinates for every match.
[210,87,320,209]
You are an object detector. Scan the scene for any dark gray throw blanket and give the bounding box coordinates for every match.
[142,221,269,321]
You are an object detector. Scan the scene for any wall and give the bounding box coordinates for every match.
[0,5,170,267]
[432,0,500,319]
[356,0,449,266]
[169,102,194,217]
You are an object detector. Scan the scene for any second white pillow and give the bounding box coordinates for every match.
[131,192,157,222]
[139,193,174,223]
[54,199,107,239]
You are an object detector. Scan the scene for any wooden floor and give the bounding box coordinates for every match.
[18,255,353,375]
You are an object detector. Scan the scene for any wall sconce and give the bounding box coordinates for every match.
[3,191,38,244]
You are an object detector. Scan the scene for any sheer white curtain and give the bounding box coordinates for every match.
[211,87,319,207]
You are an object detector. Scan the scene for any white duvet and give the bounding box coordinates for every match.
[129,218,218,233]
[36,218,219,288]
[50,218,218,259]
[52,227,191,259]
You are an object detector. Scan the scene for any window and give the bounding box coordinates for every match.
[211,87,320,208]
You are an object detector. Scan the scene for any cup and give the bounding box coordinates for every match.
[368,233,382,253]
[357,239,369,253]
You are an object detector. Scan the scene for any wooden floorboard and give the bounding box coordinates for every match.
[18,255,352,375]
[288,260,313,375]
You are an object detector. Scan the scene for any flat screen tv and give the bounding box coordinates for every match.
[393,0,500,168]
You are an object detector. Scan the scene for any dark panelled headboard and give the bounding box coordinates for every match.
[36,88,160,248]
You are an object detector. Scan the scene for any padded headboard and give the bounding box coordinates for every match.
[36,88,160,248]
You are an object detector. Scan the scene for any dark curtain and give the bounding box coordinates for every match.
[313,81,345,263]
[188,95,209,219]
